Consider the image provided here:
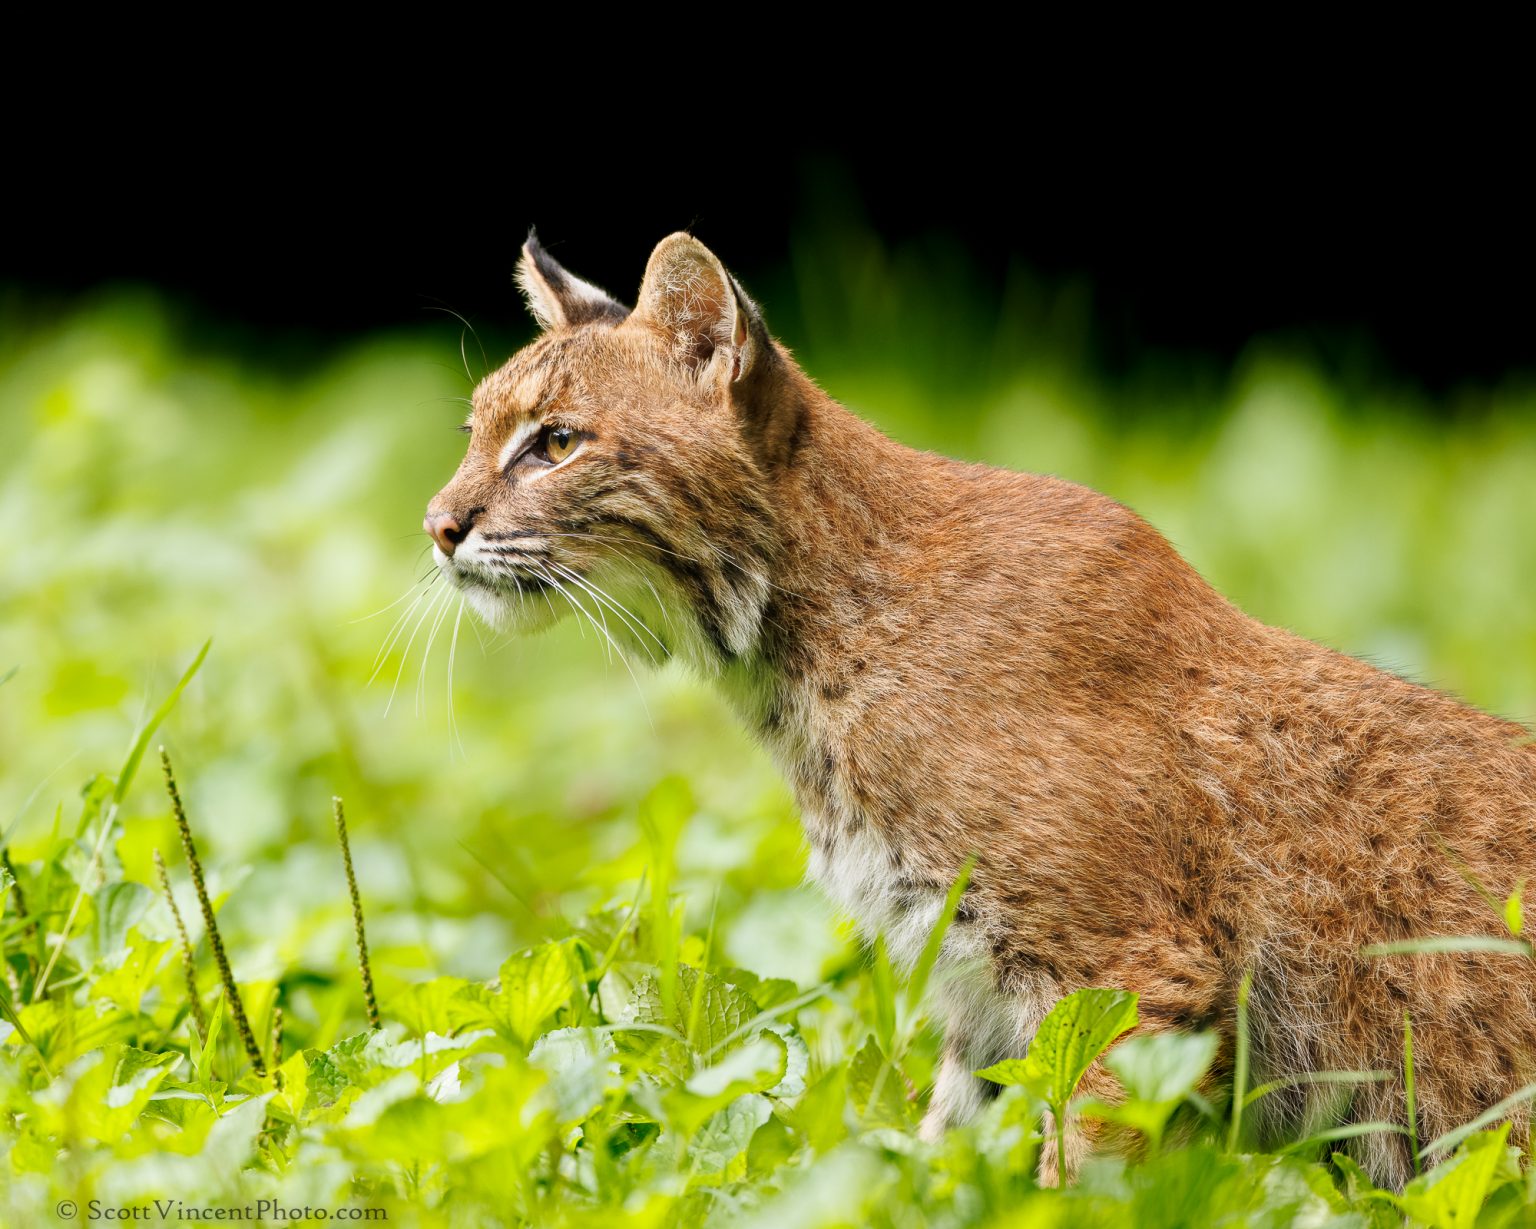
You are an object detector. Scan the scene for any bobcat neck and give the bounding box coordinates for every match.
[711,369,950,727]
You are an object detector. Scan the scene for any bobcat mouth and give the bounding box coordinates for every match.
[454,565,552,596]
[447,556,554,597]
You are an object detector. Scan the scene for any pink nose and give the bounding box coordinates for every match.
[425,512,469,556]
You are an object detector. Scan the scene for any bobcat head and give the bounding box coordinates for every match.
[425,232,800,670]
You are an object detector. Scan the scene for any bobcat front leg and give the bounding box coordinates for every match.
[919,971,1048,1141]
[920,1036,996,1141]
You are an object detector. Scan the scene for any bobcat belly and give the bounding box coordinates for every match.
[806,819,1057,1135]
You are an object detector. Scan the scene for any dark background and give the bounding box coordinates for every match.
[8,113,1531,391]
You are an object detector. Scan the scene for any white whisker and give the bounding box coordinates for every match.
[537,563,593,646]
[447,598,466,758]
[369,573,441,683]
[535,563,653,729]
[538,534,677,632]
[386,583,450,717]
[351,571,435,626]
[416,581,456,716]
[547,561,667,662]
[541,530,802,599]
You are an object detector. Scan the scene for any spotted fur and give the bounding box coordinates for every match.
[427,230,1536,1187]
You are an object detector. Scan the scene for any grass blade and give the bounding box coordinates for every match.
[115,639,211,805]
[0,983,51,1079]
[1279,1121,1409,1155]
[1360,935,1532,958]
[1420,1081,1536,1160]
[904,856,975,1018]
[1227,970,1252,1153]
[1403,1011,1420,1175]
[32,641,212,1002]
[1244,1068,1392,1109]
[872,937,897,1055]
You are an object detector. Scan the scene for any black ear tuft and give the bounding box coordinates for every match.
[516,231,629,330]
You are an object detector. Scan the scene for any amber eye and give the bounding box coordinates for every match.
[541,426,578,463]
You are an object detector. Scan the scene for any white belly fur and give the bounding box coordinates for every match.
[807,822,1059,1128]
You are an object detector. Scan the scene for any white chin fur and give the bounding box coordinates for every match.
[463,585,515,629]
[448,564,565,635]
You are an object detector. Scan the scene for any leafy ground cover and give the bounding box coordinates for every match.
[3,246,1535,1224]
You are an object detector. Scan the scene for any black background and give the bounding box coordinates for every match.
[8,94,1531,392]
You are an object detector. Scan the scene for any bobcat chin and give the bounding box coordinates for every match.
[425,230,1536,1187]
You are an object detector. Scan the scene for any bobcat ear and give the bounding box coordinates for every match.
[515,230,628,331]
[634,233,763,383]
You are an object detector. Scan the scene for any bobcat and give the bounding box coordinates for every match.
[424,231,1536,1186]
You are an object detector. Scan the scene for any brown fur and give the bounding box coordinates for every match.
[427,231,1536,1187]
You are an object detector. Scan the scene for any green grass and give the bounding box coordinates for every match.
[2,240,1535,1226]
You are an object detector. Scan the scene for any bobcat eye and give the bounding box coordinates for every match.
[539,426,578,464]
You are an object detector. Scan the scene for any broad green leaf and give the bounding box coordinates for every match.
[496,941,578,1047]
[971,1085,1042,1178]
[746,1113,798,1178]
[1080,1030,1221,1152]
[203,1092,275,1170]
[717,968,801,1012]
[626,964,760,1059]
[1505,886,1524,938]
[974,1057,1033,1087]
[391,976,474,1036]
[90,881,152,965]
[303,1055,351,1111]
[303,1033,389,1119]
[690,1093,771,1178]
[1104,1031,1219,1105]
[141,1081,223,1135]
[365,1028,494,1074]
[272,1050,309,1122]
[529,1027,618,1126]
[784,1066,849,1152]
[1398,1125,1516,1228]
[848,1036,911,1131]
[764,1022,810,1101]
[109,1045,180,1100]
[978,988,1139,1111]
[43,1046,181,1143]
[686,1032,787,1102]
[89,931,169,1013]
